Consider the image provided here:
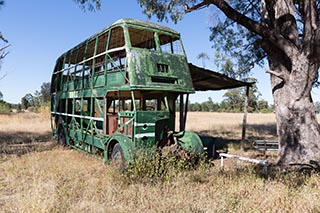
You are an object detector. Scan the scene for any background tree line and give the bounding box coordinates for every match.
[0,82,50,113]
[20,82,51,112]
[187,88,273,113]
[3,81,320,114]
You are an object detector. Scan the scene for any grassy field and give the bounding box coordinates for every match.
[183,112,278,138]
[1,112,320,212]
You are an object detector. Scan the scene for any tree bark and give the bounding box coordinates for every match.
[269,52,320,165]
[262,0,320,165]
[204,0,320,165]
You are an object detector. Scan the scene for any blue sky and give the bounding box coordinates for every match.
[1,0,317,105]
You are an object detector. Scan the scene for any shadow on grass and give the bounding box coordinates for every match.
[218,163,313,188]
[197,123,278,158]
[0,131,56,156]
[246,124,277,137]
[198,123,277,138]
[201,135,240,153]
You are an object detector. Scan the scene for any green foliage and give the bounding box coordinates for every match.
[197,52,210,68]
[138,0,193,23]
[222,88,242,111]
[138,0,266,78]
[219,78,262,112]
[21,93,34,110]
[21,82,51,111]
[188,88,271,113]
[16,103,22,112]
[122,148,210,184]
[0,100,10,113]
[211,19,265,78]
[0,91,11,113]
[257,100,273,113]
[40,82,51,103]
[189,102,201,111]
[73,0,101,11]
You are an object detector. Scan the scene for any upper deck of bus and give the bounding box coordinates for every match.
[51,18,195,96]
[56,18,181,58]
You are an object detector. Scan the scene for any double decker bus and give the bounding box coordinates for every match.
[50,18,204,166]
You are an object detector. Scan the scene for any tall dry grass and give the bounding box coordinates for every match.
[0,113,53,161]
[1,148,320,212]
[1,112,320,212]
[0,112,51,133]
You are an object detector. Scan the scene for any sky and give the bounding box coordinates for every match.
[0,0,319,105]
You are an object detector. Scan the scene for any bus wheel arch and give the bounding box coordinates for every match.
[105,135,134,166]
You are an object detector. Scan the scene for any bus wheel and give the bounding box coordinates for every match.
[111,143,125,170]
[57,124,66,146]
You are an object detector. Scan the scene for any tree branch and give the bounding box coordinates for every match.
[266,69,288,82]
[185,0,300,58]
[184,0,211,13]
[0,32,8,43]
[310,28,320,62]
[208,0,271,39]
[0,73,7,81]
[262,0,276,27]
[303,0,317,51]
[0,44,10,60]
[0,44,10,52]
[209,0,299,57]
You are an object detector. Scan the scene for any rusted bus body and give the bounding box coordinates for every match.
[50,18,203,164]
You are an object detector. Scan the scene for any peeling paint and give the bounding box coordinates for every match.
[50,19,202,164]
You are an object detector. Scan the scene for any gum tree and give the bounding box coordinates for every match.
[138,0,320,165]
[73,0,101,11]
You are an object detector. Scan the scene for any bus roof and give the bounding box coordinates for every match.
[111,18,179,35]
[57,18,180,59]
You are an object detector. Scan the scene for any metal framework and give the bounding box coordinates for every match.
[50,19,204,164]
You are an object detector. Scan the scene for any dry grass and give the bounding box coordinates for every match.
[182,112,278,139]
[0,112,50,133]
[1,112,320,212]
[1,149,320,212]
[0,112,54,162]
[183,112,320,141]
[186,112,277,129]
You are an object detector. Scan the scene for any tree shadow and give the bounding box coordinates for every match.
[0,131,56,157]
[198,134,238,158]
[197,123,278,158]
[246,124,277,137]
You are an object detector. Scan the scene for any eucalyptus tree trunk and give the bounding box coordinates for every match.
[263,0,320,165]
[269,55,320,165]
[209,0,320,165]
[163,0,320,165]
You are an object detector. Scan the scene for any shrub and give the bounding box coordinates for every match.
[122,148,211,184]
[0,100,11,113]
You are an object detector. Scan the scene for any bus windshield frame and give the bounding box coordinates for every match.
[127,26,183,55]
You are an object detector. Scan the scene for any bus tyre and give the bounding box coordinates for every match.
[111,143,125,170]
[57,124,66,146]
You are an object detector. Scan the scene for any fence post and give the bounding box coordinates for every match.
[241,85,250,151]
